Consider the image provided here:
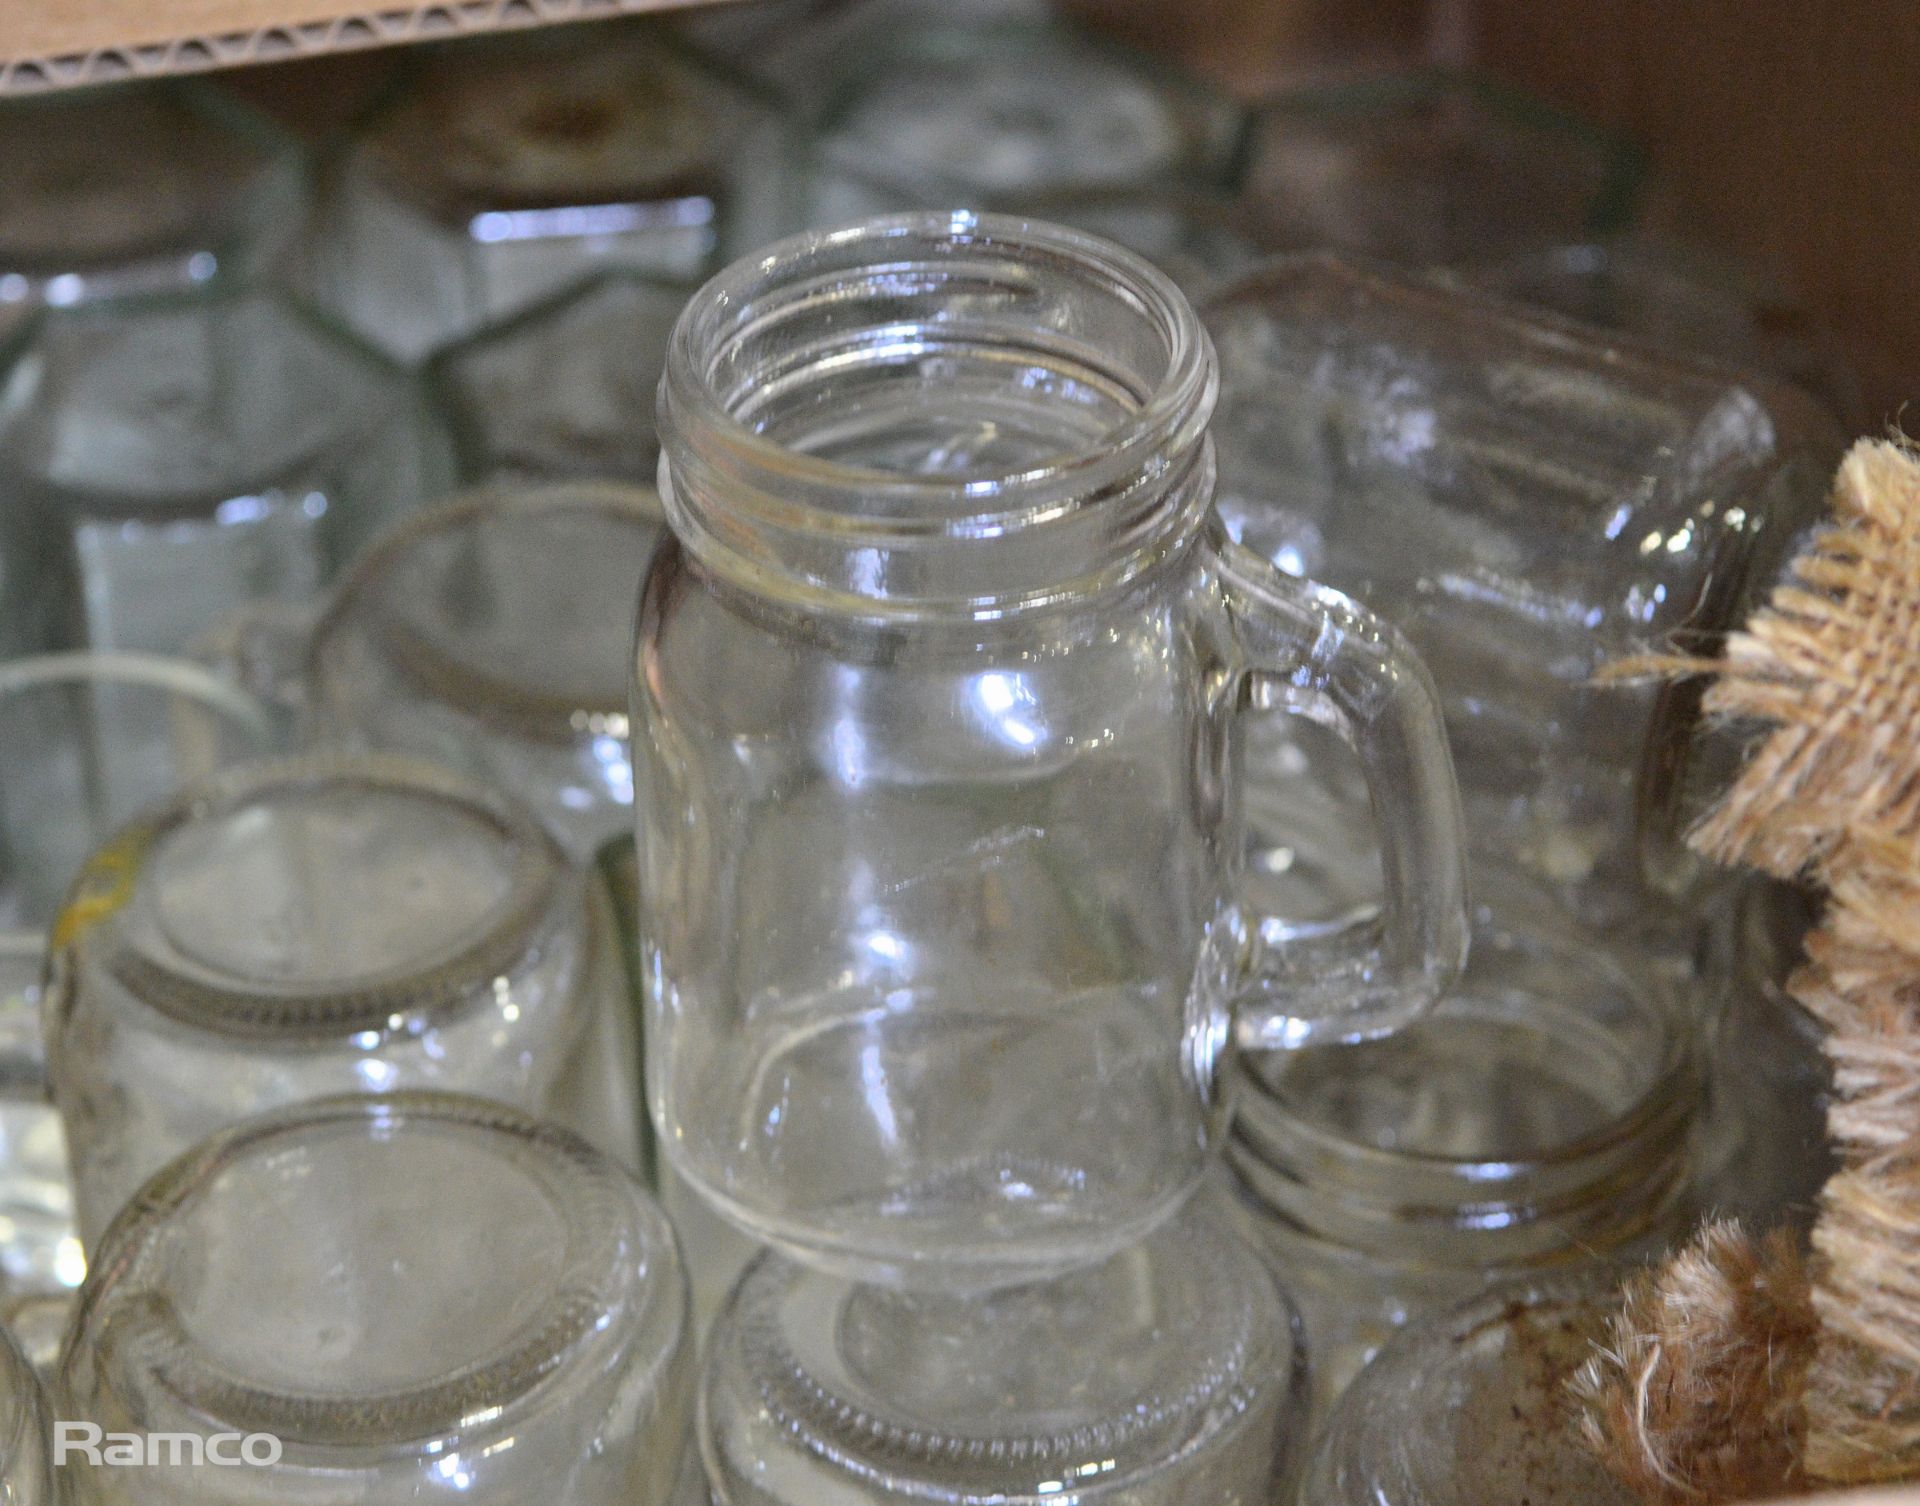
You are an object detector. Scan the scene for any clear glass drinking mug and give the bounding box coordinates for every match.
[635,213,1472,1288]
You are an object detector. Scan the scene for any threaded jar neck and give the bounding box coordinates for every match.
[657,212,1218,622]
[1229,885,1696,1269]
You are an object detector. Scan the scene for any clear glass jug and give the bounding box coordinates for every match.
[635,214,1470,1288]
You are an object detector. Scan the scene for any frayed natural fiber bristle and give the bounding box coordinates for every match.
[1608,437,1920,880]
[1573,1222,1816,1502]
[1806,1162,1920,1481]
[1581,439,1920,1500]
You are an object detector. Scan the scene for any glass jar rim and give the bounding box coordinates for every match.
[665,211,1212,503]
[0,650,274,737]
[657,213,1219,618]
[1229,896,1697,1261]
[68,752,567,1041]
[315,480,660,736]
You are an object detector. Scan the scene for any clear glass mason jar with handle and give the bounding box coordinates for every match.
[635,213,1471,1289]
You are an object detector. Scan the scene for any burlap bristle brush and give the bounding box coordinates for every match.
[1576,438,1920,1500]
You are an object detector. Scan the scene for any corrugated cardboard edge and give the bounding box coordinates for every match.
[0,0,725,94]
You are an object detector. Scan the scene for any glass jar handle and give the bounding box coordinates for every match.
[1213,534,1471,1048]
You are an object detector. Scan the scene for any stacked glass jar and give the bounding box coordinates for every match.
[1196,253,1843,1485]
[0,22,1854,1496]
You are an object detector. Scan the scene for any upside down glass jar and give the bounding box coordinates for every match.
[55,1093,692,1506]
[46,753,642,1246]
[699,1207,1307,1505]
[636,213,1471,1290]
[310,21,801,363]
[801,16,1253,296]
[1203,254,1844,922]
[1222,872,1696,1418]
[1302,1274,1637,1506]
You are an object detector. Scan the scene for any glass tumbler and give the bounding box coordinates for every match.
[310,22,800,362]
[306,483,665,860]
[46,753,642,1246]
[0,654,275,1297]
[1222,871,1695,1416]
[699,1207,1305,1506]
[55,1092,691,1506]
[1204,255,1844,916]
[637,213,1471,1288]
[426,271,694,486]
[0,287,448,657]
[0,83,305,309]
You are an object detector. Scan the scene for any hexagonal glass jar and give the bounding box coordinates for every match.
[310,22,802,363]
[426,270,692,486]
[0,82,305,310]
[0,287,449,656]
[800,14,1251,293]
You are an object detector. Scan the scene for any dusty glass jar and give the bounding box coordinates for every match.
[637,213,1470,1289]
[311,22,800,362]
[0,83,305,310]
[1302,1276,1636,1506]
[1223,874,1695,1416]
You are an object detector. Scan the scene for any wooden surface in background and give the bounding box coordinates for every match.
[1066,0,1426,93]
[1467,0,1920,427]
[1080,0,1919,426]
